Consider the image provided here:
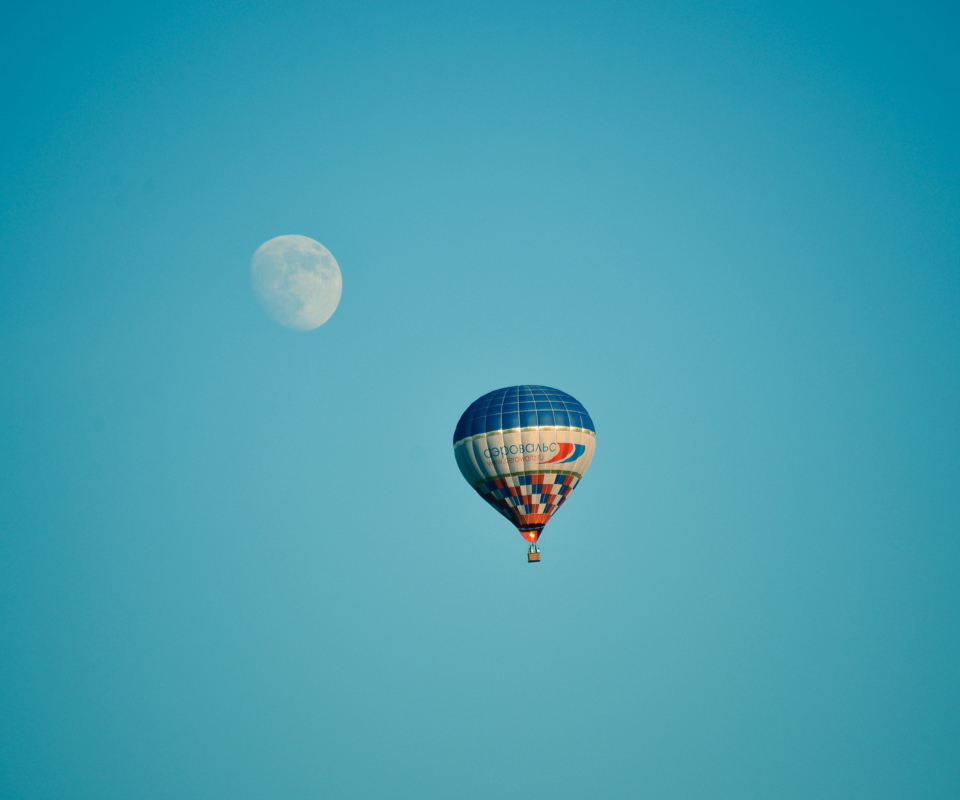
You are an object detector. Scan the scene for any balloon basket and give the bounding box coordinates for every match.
[527,544,541,563]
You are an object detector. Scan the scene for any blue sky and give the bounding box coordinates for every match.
[1,2,958,798]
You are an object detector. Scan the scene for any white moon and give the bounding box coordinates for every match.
[250,235,343,330]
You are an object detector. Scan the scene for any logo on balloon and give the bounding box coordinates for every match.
[541,443,586,464]
[480,441,586,465]
[483,442,557,458]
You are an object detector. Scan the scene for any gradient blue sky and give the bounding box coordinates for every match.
[1,2,958,798]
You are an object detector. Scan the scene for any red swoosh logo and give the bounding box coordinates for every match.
[541,443,575,464]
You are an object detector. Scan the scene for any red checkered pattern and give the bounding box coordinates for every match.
[474,473,581,535]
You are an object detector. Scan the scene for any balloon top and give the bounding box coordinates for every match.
[453,385,595,444]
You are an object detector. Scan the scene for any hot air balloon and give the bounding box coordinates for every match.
[453,385,596,562]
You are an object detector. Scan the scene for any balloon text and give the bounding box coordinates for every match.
[483,442,558,458]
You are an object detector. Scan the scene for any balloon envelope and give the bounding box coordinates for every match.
[453,385,596,542]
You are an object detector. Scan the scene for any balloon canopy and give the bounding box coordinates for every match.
[453,385,596,545]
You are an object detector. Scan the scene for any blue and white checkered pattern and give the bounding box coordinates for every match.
[475,473,580,522]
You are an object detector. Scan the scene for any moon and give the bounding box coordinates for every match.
[250,235,343,331]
